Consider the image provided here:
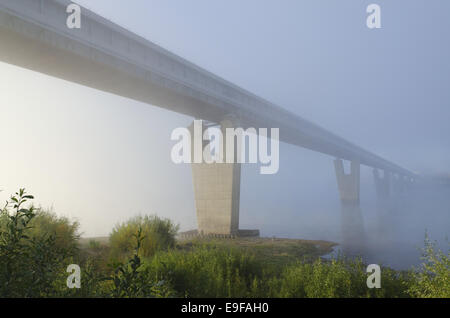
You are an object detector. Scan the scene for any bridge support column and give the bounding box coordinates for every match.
[404,176,416,194]
[392,174,406,196]
[373,169,391,205]
[373,169,392,235]
[334,159,365,256]
[189,119,241,236]
[390,174,409,213]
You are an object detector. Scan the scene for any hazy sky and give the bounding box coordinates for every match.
[0,0,449,253]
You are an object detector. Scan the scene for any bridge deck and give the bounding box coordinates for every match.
[0,0,415,177]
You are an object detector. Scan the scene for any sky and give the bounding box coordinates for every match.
[0,1,449,267]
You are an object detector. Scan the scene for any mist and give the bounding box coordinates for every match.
[1,0,449,270]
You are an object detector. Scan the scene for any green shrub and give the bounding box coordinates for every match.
[0,189,79,297]
[0,205,80,255]
[109,215,179,259]
[272,257,409,298]
[27,209,80,254]
[408,236,450,298]
[1,189,447,298]
[141,245,264,297]
[107,228,175,298]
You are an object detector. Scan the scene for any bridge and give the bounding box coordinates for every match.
[0,0,417,237]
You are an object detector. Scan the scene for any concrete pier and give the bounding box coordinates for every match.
[0,0,417,240]
[189,119,242,236]
[373,169,392,235]
[392,174,406,196]
[373,169,391,201]
[334,159,365,256]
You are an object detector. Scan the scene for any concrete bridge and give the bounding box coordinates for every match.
[0,0,417,238]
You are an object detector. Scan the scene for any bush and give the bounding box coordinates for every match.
[0,205,80,255]
[109,215,179,259]
[0,189,79,297]
[408,235,450,298]
[141,245,264,297]
[1,189,447,298]
[107,228,176,298]
[27,209,80,254]
[139,245,410,298]
[272,257,409,298]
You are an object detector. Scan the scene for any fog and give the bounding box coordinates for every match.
[0,1,449,269]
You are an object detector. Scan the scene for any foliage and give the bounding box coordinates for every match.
[28,209,80,254]
[408,235,450,298]
[0,189,448,298]
[109,215,179,259]
[141,245,264,297]
[108,227,175,298]
[0,189,77,297]
[270,257,409,298]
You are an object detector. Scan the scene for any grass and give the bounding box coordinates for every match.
[80,235,336,267]
[79,235,338,285]
[79,237,109,246]
[58,232,450,298]
[176,237,336,269]
[2,189,448,298]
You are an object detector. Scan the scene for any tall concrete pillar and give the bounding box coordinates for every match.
[390,174,408,214]
[334,159,360,204]
[402,176,414,194]
[373,169,391,202]
[189,118,241,236]
[373,169,392,236]
[334,159,365,256]
[392,174,405,196]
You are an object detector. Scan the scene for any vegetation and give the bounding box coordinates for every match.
[176,237,336,269]
[0,189,448,298]
[0,189,78,297]
[408,235,450,297]
[270,258,410,298]
[142,246,264,297]
[109,215,179,259]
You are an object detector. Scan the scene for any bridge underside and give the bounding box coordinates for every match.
[0,1,417,240]
[0,19,223,123]
[0,8,416,176]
